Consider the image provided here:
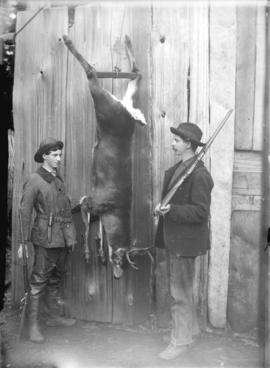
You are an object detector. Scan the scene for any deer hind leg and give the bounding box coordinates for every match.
[63,35,98,82]
[80,196,91,263]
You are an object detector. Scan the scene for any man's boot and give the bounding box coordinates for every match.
[28,296,44,343]
[45,291,76,327]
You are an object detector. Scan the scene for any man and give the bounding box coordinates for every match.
[19,137,77,343]
[154,122,214,360]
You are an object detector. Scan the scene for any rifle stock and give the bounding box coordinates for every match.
[18,210,30,341]
[160,109,233,208]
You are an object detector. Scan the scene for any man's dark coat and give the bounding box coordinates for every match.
[155,160,214,257]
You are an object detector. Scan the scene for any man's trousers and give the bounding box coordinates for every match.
[167,252,200,346]
[30,245,68,304]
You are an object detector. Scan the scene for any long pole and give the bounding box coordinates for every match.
[264,5,270,367]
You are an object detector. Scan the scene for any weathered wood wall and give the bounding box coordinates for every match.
[12,6,69,302]
[63,4,153,324]
[12,3,153,325]
[11,1,265,332]
[227,6,265,334]
[151,3,236,329]
[264,4,270,364]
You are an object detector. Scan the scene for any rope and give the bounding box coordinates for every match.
[15,6,46,38]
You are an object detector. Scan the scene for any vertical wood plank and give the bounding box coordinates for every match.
[64,4,113,322]
[129,3,152,325]
[151,3,190,326]
[152,3,190,208]
[264,4,270,366]
[253,6,266,151]
[12,7,68,303]
[64,3,152,325]
[101,4,134,325]
[189,4,210,330]
[208,5,236,328]
[235,7,257,150]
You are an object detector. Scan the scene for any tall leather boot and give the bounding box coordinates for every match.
[45,290,76,327]
[28,296,44,343]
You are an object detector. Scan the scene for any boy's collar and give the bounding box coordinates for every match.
[37,166,63,183]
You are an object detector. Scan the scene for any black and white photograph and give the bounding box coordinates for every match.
[0,0,268,367]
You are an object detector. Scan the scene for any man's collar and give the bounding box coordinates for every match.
[181,156,196,167]
[37,166,63,183]
[166,156,203,174]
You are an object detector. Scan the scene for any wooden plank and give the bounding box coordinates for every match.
[189,4,210,151]
[189,4,210,330]
[233,151,263,173]
[232,194,262,212]
[103,3,153,325]
[128,4,152,326]
[208,5,236,328]
[228,211,263,333]
[232,151,263,200]
[233,173,263,196]
[253,6,266,151]
[64,3,152,325]
[12,7,69,304]
[264,5,270,366]
[151,3,190,208]
[64,4,113,323]
[104,4,135,325]
[235,7,257,150]
[151,3,190,327]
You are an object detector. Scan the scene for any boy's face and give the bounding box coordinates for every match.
[171,135,189,156]
[42,149,62,170]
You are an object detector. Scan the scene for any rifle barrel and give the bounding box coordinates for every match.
[199,109,233,157]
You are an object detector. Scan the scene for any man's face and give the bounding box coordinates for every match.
[42,149,62,170]
[171,135,189,156]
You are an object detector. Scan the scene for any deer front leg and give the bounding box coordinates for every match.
[122,75,141,106]
[95,218,106,264]
[121,35,146,126]
[121,76,146,126]
[122,34,140,107]
[125,35,139,73]
[80,196,91,263]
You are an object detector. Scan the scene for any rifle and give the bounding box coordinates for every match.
[159,109,233,209]
[17,210,30,341]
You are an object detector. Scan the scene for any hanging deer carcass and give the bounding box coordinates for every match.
[63,35,153,279]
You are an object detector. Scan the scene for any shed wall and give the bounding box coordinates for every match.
[227,6,265,334]
[11,2,265,332]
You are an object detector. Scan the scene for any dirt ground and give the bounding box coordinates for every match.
[0,298,263,368]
